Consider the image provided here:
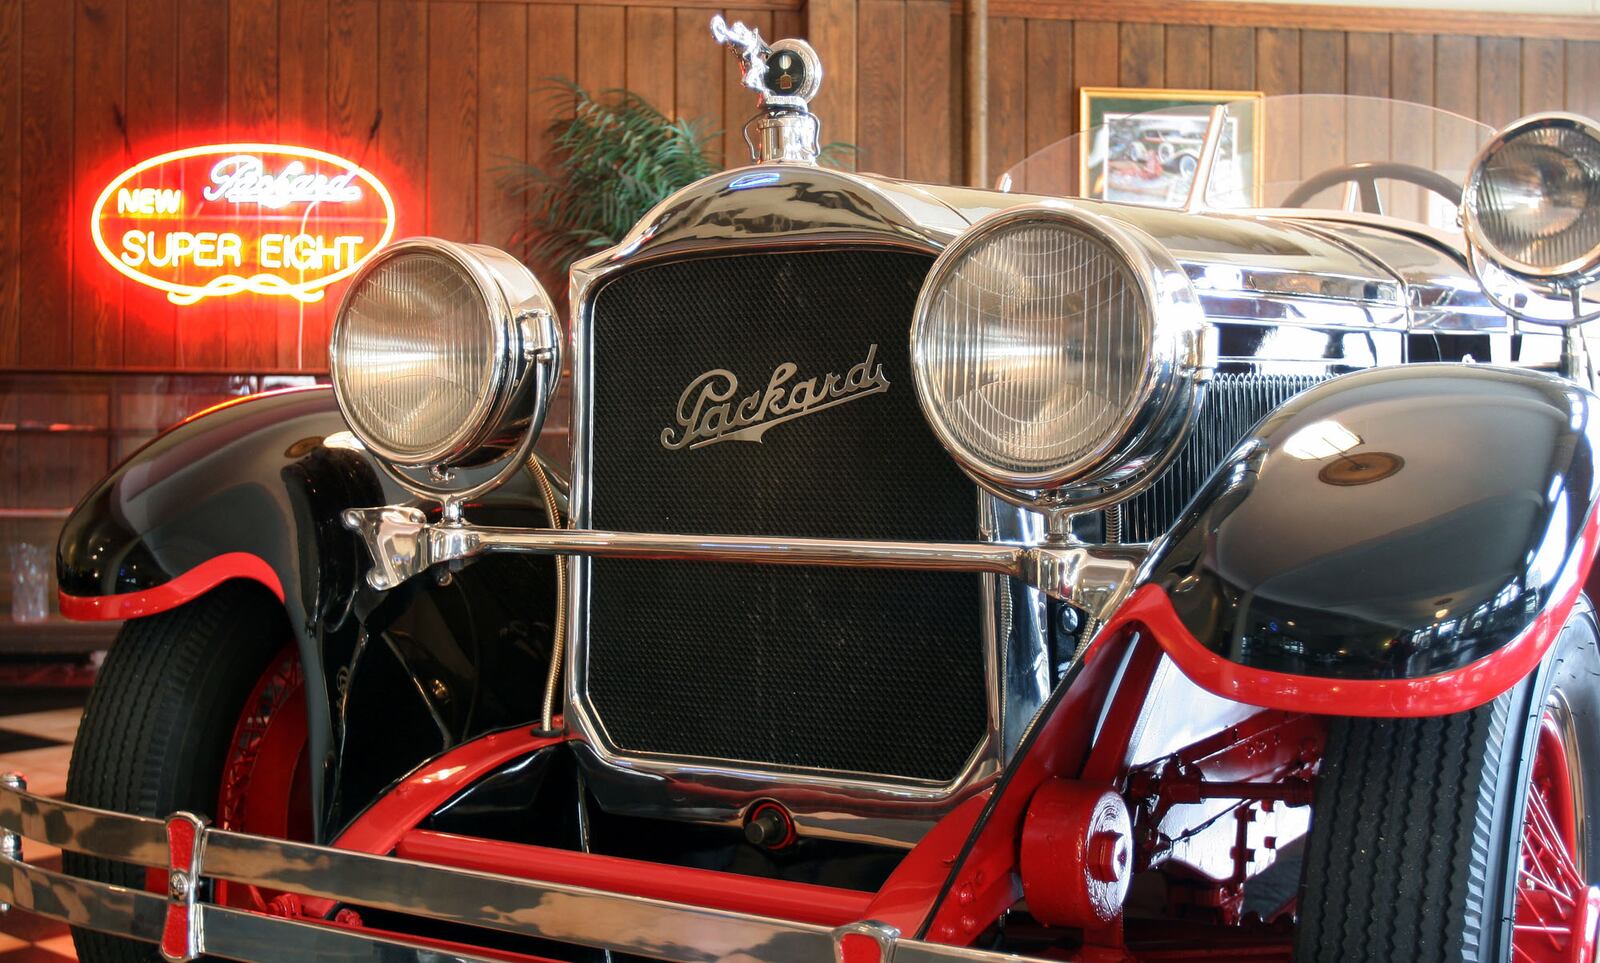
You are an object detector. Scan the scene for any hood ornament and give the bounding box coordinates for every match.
[711,15,823,165]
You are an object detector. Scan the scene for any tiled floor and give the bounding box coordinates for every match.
[0,689,87,962]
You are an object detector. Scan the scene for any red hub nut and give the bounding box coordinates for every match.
[1019,780,1134,928]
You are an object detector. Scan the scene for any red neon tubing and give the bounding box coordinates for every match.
[58,552,285,621]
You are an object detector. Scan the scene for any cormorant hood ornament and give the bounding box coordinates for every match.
[711,15,824,164]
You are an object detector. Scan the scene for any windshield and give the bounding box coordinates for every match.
[999,94,1495,232]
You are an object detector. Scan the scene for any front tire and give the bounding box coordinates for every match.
[1296,598,1600,963]
[64,582,300,963]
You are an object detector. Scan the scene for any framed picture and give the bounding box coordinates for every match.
[1079,87,1264,207]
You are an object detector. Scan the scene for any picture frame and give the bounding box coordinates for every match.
[1078,87,1265,208]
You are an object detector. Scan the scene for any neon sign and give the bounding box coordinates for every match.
[91,144,395,305]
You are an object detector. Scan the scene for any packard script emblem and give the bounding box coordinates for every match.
[661,345,890,450]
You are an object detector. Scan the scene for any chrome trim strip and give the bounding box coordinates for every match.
[0,781,1051,963]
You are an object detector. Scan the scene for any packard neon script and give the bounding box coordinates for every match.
[91,144,395,305]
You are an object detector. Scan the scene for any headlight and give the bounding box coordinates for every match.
[330,238,559,486]
[911,205,1208,509]
[1463,113,1600,285]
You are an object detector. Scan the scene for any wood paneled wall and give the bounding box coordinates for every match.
[1,0,1598,376]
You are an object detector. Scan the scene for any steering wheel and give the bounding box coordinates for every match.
[1281,161,1463,214]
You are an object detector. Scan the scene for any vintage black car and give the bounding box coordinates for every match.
[5,18,1600,963]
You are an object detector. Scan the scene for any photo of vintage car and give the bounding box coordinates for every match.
[3,15,1600,963]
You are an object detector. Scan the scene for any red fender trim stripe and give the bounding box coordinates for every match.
[1127,496,1600,717]
[57,552,286,621]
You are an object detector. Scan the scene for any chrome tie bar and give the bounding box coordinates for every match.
[341,506,1147,616]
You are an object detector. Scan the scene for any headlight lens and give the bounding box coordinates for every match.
[1464,113,1600,282]
[912,206,1207,502]
[330,239,557,471]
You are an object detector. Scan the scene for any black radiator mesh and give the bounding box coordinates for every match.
[1119,372,1328,544]
[585,250,988,782]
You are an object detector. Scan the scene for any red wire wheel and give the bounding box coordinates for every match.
[212,643,314,911]
[1513,708,1600,963]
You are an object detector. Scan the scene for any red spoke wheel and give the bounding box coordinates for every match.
[212,644,313,911]
[1512,709,1600,963]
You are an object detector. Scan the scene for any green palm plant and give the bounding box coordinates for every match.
[501,82,720,274]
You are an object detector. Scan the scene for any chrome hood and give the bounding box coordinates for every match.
[574,163,1505,336]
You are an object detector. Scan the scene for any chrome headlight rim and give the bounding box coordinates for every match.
[330,237,561,505]
[1462,111,1600,286]
[910,202,1208,508]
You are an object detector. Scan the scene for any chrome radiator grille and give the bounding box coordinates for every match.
[581,249,988,783]
[1118,372,1328,544]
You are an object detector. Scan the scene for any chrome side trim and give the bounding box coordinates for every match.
[0,780,1048,963]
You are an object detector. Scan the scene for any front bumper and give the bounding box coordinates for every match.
[0,775,1025,963]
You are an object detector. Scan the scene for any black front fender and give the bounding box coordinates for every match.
[57,386,563,836]
[1142,363,1600,712]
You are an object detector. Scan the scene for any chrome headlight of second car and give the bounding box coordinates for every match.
[911,204,1210,513]
[1463,112,1600,288]
[329,238,560,501]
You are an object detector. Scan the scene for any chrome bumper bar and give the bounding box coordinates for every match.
[0,777,1034,963]
[342,506,1146,613]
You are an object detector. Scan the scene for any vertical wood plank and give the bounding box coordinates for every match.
[427,2,477,242]
[175,0,226,367]
[1522,38,1565,113]
[674,9,723,166]
[1390,34,1436,222]
[1164,25,1209,90]
[1435,35,1479,178]
[1072,21,1118,131]
[1346,31,1389,97]
[773,7,802,41]
[278,0,329,370]
[808,0,857,162]
[18,0,73,368]
[228,0,281,370]
[122,0,179,369]
[1256,28,1299,95]
[577,6,626,96]
[1300,30,1344,187]
[328,0,379,162]
[626,7,675,113]
[1210,26,1254,90]
[380,0,428,242]
[1256,29,1299,192]
[528,4,577,174]
[1022,18,1071,193]
[1118,22,1163,89]
[0,0,18,367]
[1478,37,1521,127]
[479,2,527,254]
[903,0,951,183]
[858,0,905,176]
[986,16,1024,183]
[1435,36,1479,118]
[527,3,576,295]
[1300,29,1343,94]
[1391,33,1434,106]
[1568,41,1600,120]
[723,9,772,168]
[73,0,125,369]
